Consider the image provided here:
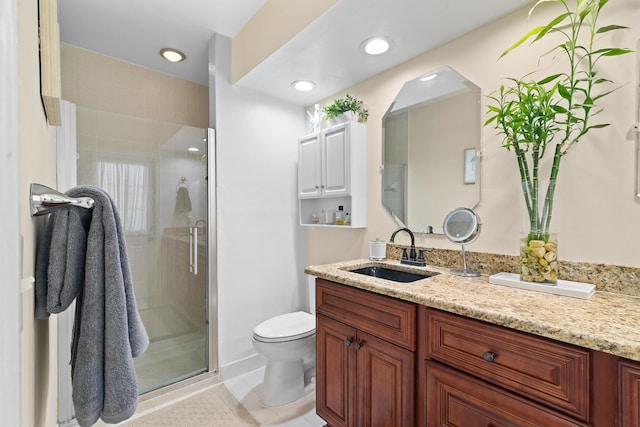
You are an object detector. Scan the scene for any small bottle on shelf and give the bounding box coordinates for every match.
[335,205,347,225]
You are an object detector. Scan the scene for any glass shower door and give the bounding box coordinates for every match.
[76,107,209,393]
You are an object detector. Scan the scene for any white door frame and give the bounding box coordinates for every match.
[56,101,78,425]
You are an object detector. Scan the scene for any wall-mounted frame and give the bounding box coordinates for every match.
[39,0,62,126]
[636,39,640,200]
[464,148,476,184]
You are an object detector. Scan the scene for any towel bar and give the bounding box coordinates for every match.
[30,183,95,216]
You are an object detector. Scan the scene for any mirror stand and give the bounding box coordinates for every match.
[450,244,479,277]
[443,207,482,278]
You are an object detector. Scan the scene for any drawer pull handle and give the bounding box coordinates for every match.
[482,351,496,362]
[345,338,354,347]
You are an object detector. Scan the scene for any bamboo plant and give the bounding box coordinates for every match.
[485,0,631,281]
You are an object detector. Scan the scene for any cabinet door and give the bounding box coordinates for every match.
[317,314,357,427]
[426,361,587,427]
[357,331,414,427]
[298,133,322,198]
[620,361,640,427]
[322,124,350,196]
[316,279,416,351]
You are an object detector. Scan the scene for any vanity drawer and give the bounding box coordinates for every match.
[426,361,588,427]
[316,279,416,351]
[425,308,590,421]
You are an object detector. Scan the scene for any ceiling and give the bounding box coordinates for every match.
[58,0,532,107]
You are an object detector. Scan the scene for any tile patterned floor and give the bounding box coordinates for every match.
[224,367,325,427]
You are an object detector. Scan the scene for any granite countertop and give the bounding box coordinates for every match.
[305,259,640,362]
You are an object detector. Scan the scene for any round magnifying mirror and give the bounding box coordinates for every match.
[443,208,481,277]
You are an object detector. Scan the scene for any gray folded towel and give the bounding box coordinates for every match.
[174,186,192,213]
[35,185,149,426]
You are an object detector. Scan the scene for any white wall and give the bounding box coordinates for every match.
[0,0,21,424]
[306,0,640,268]
[210,34,307,373]
[16,0,59,424]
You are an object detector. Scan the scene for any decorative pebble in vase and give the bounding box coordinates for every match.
[519,233,558,284]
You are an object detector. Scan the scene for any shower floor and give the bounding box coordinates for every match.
[135,304,207,394]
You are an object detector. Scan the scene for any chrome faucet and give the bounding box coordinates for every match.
[390,227,426,267]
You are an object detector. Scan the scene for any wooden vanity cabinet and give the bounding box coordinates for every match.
[620,360,640,426]
[315,279,416,427]
[315,278,640,426]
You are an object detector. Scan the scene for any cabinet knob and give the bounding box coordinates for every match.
[482,351,496,362]
[345,338,354,347]
[354,342,363,351]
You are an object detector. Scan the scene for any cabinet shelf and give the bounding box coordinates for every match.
[301,223,358,229]
[298,121,367,228]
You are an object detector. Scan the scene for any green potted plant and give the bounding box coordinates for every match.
[323,93,369,124]
[485,0,631,283]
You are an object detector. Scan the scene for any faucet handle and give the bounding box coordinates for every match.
[418,249,426,262]
[401,248,408,261]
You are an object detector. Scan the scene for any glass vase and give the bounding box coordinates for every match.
[519,233,558,284]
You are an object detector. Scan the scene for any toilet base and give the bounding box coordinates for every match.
[261,359,313,406]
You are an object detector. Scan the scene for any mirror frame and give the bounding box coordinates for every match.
[443,207,481,244]
[381,66,482,235]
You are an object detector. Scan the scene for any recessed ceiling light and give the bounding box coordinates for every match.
[420,73,438,82]
[187,147,199,152]
[291,80,316,92]
[361,37,392,55]
[160,48,186,63]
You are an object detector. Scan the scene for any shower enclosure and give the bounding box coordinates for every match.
[74,106,217,394]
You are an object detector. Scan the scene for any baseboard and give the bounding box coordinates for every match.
[220,353,265,381]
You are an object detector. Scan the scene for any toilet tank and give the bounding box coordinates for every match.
[307,274,316,315]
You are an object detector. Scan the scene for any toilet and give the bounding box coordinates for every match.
[252,280,316,406]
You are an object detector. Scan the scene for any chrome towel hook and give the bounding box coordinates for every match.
[30,183,95,217]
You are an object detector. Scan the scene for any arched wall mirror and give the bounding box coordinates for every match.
[382,66,481,234]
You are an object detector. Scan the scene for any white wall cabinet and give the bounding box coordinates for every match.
[298,121,367,228]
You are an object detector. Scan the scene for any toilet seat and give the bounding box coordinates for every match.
[253,311,315,343]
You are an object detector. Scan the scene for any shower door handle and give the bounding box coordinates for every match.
[189,227,198,275]
[193,226,198,275]
[189,227,194,273]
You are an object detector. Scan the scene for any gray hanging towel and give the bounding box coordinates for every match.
[35,185,149,427]
[174,186,192,213]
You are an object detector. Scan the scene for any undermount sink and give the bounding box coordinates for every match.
[349,266,440,283]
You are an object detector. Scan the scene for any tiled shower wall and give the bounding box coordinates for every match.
[60,43,208,128]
